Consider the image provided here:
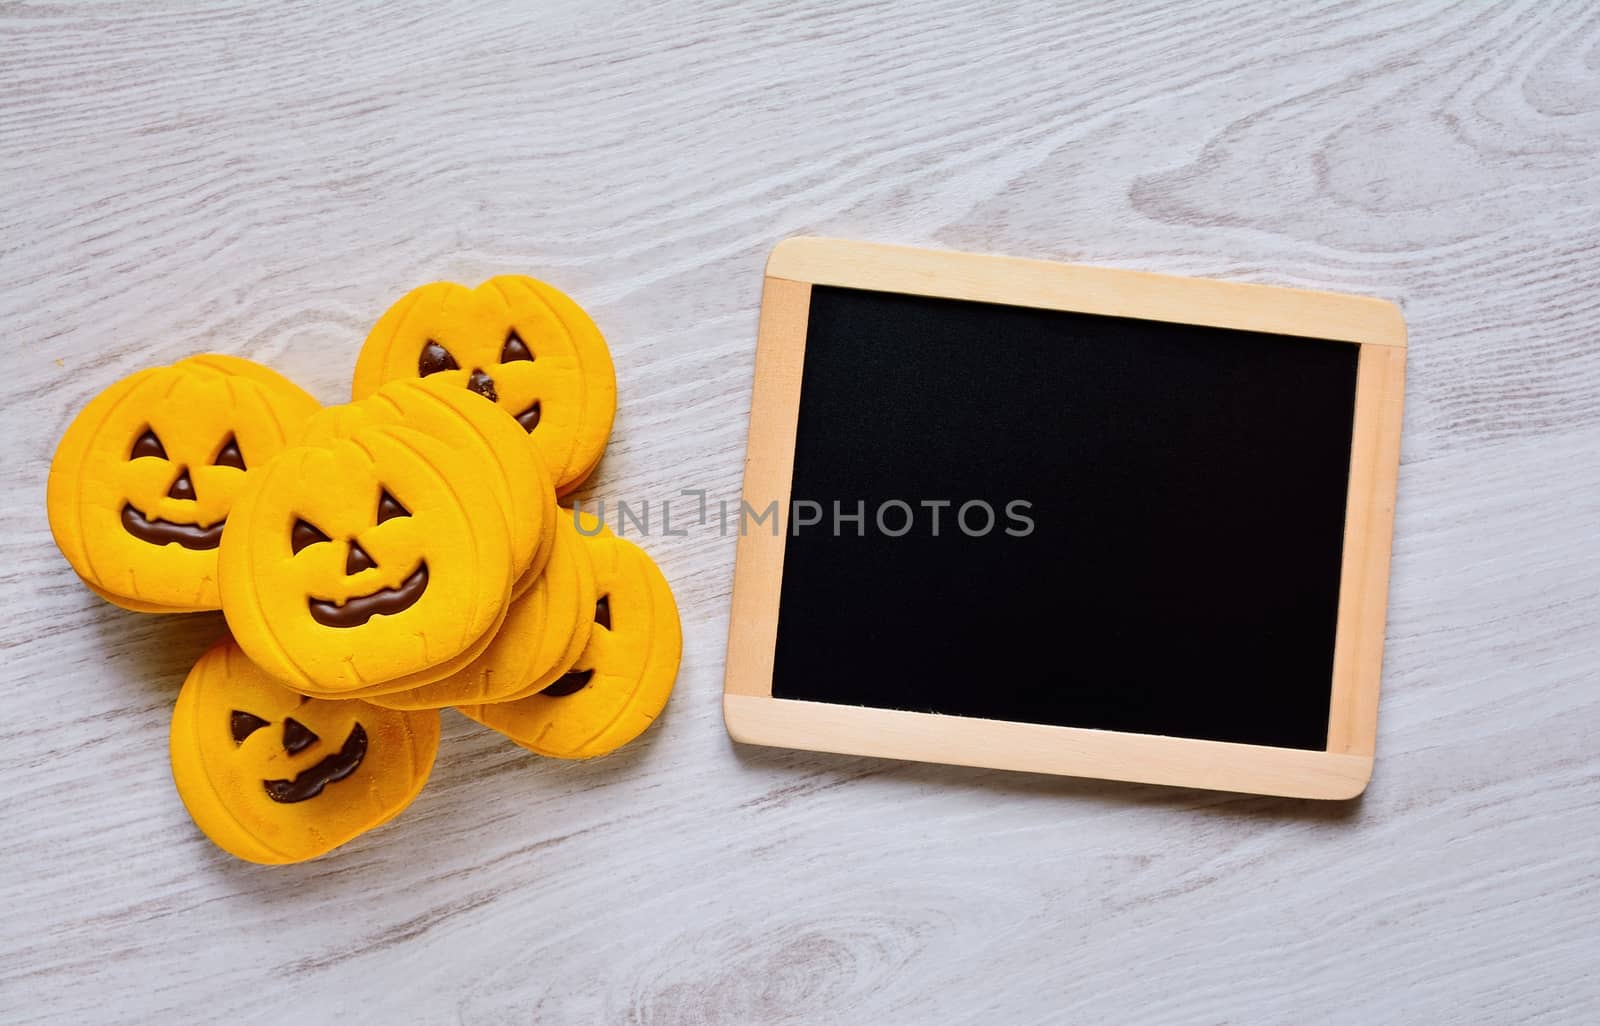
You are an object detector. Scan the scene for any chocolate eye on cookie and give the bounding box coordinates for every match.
[46,355,319,613]
[218,422,514,698]
[352,275,616,495]
[171,636,440,865]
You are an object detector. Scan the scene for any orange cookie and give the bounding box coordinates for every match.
[368,512,596,710]
[171,636,438,864]
[352,276,615,495]
[459,524,680,759]
[495,511,607,702]
[47,356,319,611]
[293,378,554,589]
[510,479,560,601]
[219,424,513,696]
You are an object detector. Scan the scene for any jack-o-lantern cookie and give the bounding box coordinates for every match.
[352,276,616,495]
[47,355,319,612]
[459,521,680,759]
[219,424,513,696]
[293,378,556,591]
[368,512,597,710]
[172,636,439,864]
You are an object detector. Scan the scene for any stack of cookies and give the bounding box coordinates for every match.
[46,277,681,865]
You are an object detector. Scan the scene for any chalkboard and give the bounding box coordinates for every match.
[770,285,1358,750]
[725,239,1405,797]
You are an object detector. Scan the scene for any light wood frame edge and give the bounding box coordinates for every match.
[724,274,811,703]
[724,237,1406,799]
[725,696,1373,800]
[1326,343,1406,755]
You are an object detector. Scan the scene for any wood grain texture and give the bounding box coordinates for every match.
[1,1,1596,1023]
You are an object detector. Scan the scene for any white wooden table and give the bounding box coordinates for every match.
[2,2,1596,1023]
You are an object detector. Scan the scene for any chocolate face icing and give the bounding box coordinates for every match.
[376,490,409,524]
[308,562,429,628]
[515,401,541,432]
[262,724,367,803]
[501,330,534,363]
[121,503,224,550]
[418,340,459,377]
[344,540,377,576]
[292,518,331,554]
[130,428,167,461]
[542,668,593,697]
[281,717,318,755]
[166,469,196,501]
[467,369,498,403]
[230,710,269,744]
[214,435,246,470]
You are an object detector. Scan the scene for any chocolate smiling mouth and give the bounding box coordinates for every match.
[121,503,225,550]
[262,724,367,803]
[308,563,429,628]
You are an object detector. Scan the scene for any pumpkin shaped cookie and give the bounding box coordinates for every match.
[460,522,680,759]
[172,636,439,864]
[368,512,597,710]
[293,378,555,591]
[219,424,513,696]
[46,356,319,612]
[352,276,616,494]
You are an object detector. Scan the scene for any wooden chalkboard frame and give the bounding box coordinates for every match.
[723,238,1406,799]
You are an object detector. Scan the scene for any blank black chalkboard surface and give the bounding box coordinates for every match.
[724,239,1405,798]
